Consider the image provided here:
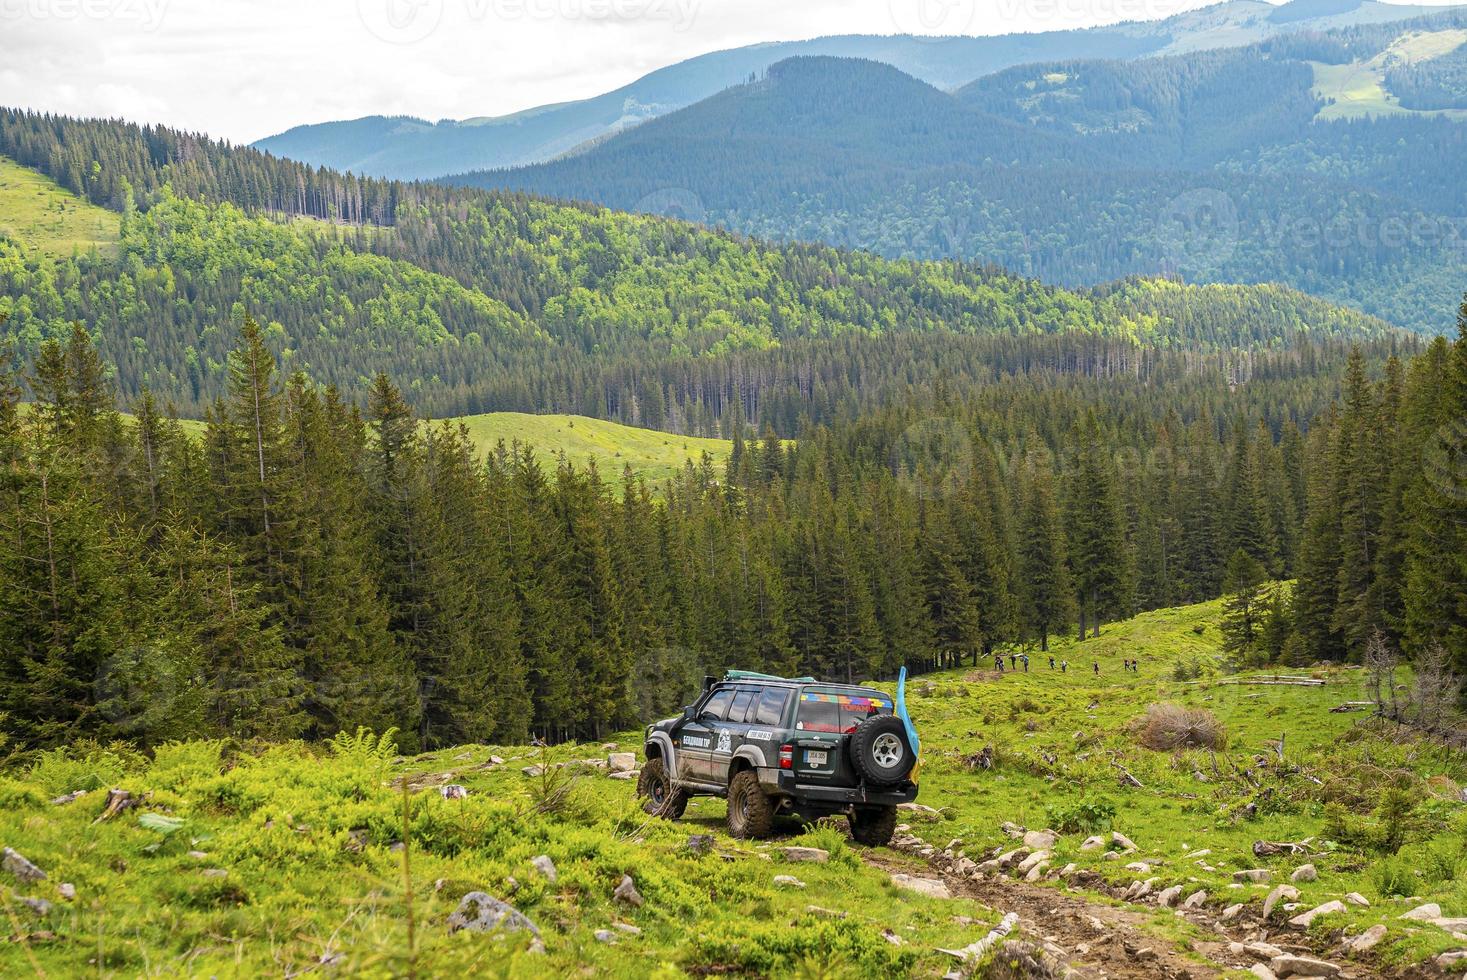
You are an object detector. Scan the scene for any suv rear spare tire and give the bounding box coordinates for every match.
[849,714,914,788]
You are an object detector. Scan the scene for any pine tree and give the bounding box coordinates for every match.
[1017,462,1074,651]
[1220,547,1269,661]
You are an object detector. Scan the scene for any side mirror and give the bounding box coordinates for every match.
[682,705,695,722]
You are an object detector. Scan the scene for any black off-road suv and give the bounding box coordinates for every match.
[636,671,919,846]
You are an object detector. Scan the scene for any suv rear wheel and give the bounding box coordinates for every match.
[636,757,688,819]
[725,770,774,839]
[849,805,898,847]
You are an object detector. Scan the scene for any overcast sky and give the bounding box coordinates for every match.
[0,0,1448,144]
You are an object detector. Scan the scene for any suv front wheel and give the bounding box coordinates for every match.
[726,770,775,839]
[636,757,688,819]
[849,805,898,847]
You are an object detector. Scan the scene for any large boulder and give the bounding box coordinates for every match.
[777,847,829,863]
[891,874,952,899]
[447,892,541,939]
[607,753,637,773]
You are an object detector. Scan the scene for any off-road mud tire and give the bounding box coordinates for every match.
[725,770,775,839]
[636,756,688,819]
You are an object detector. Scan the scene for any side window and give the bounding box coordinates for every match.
[699,688,734,722]
[755,688,790,726]
[728,688,757,724]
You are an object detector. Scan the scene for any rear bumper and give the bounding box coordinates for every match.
[771,770,918,805]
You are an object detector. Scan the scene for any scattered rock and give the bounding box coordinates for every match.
[773,875,805,888]
[1080,835,1106,852]
[521,765,545,777]
[1022,829,1058,850]
[1101,851,1120,862]
[488,755,505,765]
[1264,885,1300,919]
[1016,851,1050,876]
[15,896,51,916]
[806,905,846,918]
[1291,864,1317,883]
[58,883,75,901]
[1245,942,1285,959]
[607,771,637,781]
[686,835,714,855]
[778,847,829,864]
[1401,903,1441,921]
[1268,953,1340,977]
[1347,924,1387,953]
[49,790,87,806]
[1112,831,1138,852]
[593,929,617,944]
[1124,862,1152,874]
[891,874,951,899]
[1250,965,1280,980]
[612,875,643,907]
[201,868,228,879]
[1290,901,1346,928]
[1024,862,1050,882]
[440,784,469,800]
[1432,916,1467,931]
[897,802,942,821]
[2,848,46,883]
[1157,885,1183,908]
[187,850,209,860]
[1185,848,1212,859]
[882,928,905,946]
[1434,950,1467,970]
[1234,869,1272,883]
[613,922,641,935]
[1343,892,1369,907]
[1183,889,1207,909]
[448,892,541,939]
[1001,821,1026,839]
[530,855,557,883]
[1221,903,1245,922]
[607,753,637,773]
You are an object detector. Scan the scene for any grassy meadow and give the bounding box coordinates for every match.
[3,597,1466,976]
[0,155,120,258]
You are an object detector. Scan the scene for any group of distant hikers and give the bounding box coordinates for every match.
[989,653,1143,675]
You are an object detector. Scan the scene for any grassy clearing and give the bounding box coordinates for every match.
[1313,29,1467,121]
[0,156,120,259]
[3,599,1465,976]
[450,412,733,486]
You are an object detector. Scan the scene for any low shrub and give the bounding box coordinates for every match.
[1045,796,1117,834]
[1135,703,1227,751]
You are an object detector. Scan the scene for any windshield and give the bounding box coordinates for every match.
[795,691,893,734]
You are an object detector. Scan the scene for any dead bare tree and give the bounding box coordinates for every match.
[1410,641,1461,733]
[1364,630,1401,720]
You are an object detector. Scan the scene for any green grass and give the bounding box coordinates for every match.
[1313,29,1467,121]
[4,596,1466,976]
[451,412,734,486]
[0,155,120,258]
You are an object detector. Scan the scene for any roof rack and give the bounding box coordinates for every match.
[724,669,816,683]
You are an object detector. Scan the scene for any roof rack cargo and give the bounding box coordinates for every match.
[724,669,816,683]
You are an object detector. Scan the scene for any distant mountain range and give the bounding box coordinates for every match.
[252,0,1452,180]
[451,7,1467,334]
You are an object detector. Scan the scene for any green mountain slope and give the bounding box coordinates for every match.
[457,12,1467,335]
[0,125,1397,420]
[251,0,1458,180]
[0,155,119,259]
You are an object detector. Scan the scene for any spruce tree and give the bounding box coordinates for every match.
[1017,462,1074,652]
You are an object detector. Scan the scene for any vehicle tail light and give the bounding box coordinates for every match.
[778,744,793,769]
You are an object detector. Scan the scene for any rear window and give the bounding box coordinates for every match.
[796,691,894,734]
[754,688,790,726]
[728,688,757,724]
[700,688,734,722]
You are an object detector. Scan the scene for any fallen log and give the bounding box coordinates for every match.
[1330,701,1376,713]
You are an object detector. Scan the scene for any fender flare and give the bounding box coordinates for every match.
[731,744,767,773]
[646,731,680,780]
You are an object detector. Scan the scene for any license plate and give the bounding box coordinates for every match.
[806,750,827,765]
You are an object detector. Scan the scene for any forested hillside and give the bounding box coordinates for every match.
[0,111,1394,423]
[459,11,1467,334]
[2,302,1460,751]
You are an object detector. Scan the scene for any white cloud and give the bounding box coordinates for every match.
[3,0,1459,144]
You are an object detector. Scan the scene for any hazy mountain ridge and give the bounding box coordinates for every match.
[252,0,1456,179]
